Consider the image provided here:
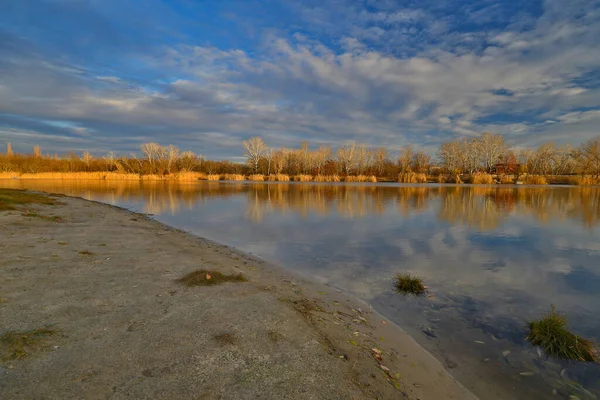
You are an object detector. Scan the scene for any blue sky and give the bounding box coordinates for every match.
[1,0,599,159]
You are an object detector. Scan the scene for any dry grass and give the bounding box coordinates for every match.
[176,269,247,287]
[21,210,62,222]
[398,172,427,183]
[527,306,598,362]
[1,172,212,181]
[567,175,600,186]
[393,273,427,296]
[523,175,548,185]
[0,189,58,211]
[470,172,494,184]
[78,250,95,256]
[344,175,377,183]
[267,173,290,182]
[206,174,221,181]
[313,174,341,182]
[247,174,265,181]
[499,175,515,184]
[221,174,245,181]
[292,174,313,182]
[176,171,207,181]
[0,328,57,361]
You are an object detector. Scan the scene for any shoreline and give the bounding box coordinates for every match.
[1,190,477,399]
[1,172,599,186]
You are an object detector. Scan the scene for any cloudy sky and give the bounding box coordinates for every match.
[1,0,599,159]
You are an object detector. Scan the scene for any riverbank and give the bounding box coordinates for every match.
[1,171,599,185]
[0,189,476,399]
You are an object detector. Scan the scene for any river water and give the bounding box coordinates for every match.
[2,180,599,399]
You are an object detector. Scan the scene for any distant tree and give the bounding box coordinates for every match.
[411,151,431,174]
[337,144,357,175]
[573,137,600,177]
[103,151,117,171]
[479,132,506,172]
[33,145,41,158]
[398,144,413,173]
[6,142,13,157]
[82,151,92,166]
[243,137,267,173]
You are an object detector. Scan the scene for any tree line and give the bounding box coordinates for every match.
[1,133,600,179]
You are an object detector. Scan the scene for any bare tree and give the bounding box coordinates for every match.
[337,144,357,175]
[354,144,367,174]
[272,149,287,174]
[479,132,506,172]
[179,151,198,171]
[165,145,179,174]
[313,145,331,175]
[103,151,117,171]
[398,144,413,173]
[460,138,480,174]
[33,145,41,158]
[573,137,600,177]
[411,151,431,174]
[243,137,267,173]
[264,148,274,175]
[140,142,161,171]
[6,142,13,157]
[82,151,92,166]
[373,148,388,176]
[437,141,461,174]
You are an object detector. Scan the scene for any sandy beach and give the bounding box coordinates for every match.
[0,189,476,399]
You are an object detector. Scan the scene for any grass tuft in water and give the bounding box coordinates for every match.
[393,273,427,296]
[176,269,247,287]
[1,328,57,361]
[527,306,598,363]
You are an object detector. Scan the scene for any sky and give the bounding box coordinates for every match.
[1,0,600,159]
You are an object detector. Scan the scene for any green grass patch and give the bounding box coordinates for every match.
[393,273,427,296]
[176,269,247,287]
[1,328,57,361]
[527,306,598,363]
[0,189,58,211]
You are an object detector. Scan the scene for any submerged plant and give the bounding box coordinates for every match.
[177,269,247,287]
[527,306,598,363]
[393,273,427,296]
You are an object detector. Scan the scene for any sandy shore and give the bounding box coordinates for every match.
[0,190,477,399]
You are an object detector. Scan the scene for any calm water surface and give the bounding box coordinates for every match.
[2,180,599,399]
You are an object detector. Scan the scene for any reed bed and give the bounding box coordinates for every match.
[0,172,211,181]
[206,174,221,181]
[292,174,313,182]
[567,175,600,186]
[344,175,377,183]
[220,174,245,181]
[398,172,427,183]
[267,174,290,182]
[469,172,494,184]
[499,175,515,184]
[247,174,265,181]
[176,172,206,181]
[313,175,341,182]
[523,175,548,185]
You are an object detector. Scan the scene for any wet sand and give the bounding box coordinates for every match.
[0,190,476,399]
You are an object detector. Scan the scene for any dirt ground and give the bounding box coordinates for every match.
[0,190,477,399]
